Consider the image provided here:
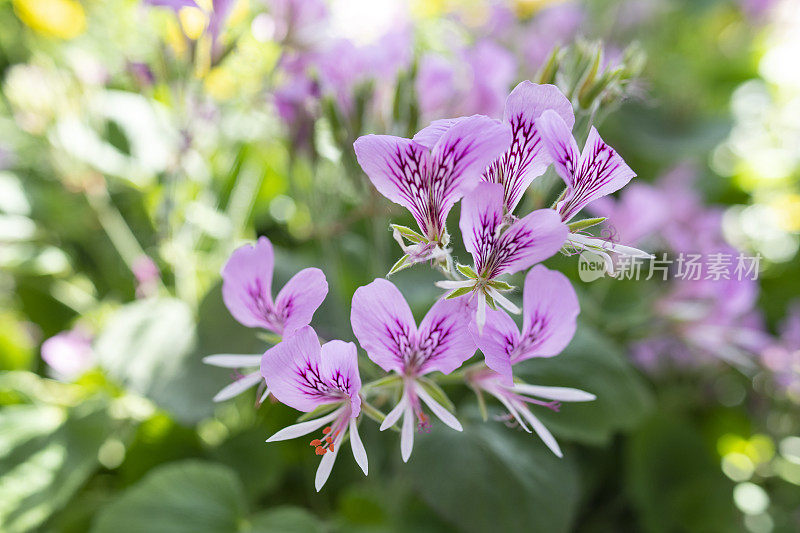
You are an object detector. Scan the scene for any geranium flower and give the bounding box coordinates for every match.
[467,367,595,457]
[481,81,574,216]
[536,109,651,274]
[469,265,579,385]
[204,236,328,402]
[437,182,567,331]
[262,326,367,491]
[353,115,511,269]
[350,279,475,462]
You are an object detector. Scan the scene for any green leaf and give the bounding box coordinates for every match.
[484,293,497,310]
[455,263,477,279]
[487,279,513,291]
[91,461,246,533]
[567,217,607,232]
[514,324,653,445]
[390,224,425,243]
[246,506,324,533]
[406,417,580,533]
[0,399,115,533]
[445,286,473,299]
[387,254,412,276]
[625,415,739,533]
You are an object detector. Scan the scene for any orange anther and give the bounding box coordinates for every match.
[309,439,321,446]
[322,427,332,434]
[325,436,332,444]
[334,430,340,436]
[329,443,335,452]
[315,446,327,455]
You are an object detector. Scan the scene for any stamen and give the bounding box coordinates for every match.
[322,426,332,434]
[309,439,321,447]
[416,411,432,433]
[315,446,327,455]
[329,443,335,452]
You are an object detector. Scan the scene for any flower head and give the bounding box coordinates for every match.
[41,329,94,381]
[468,367,595,457]
[537,109,636,223]
[262,326,367,491]
[221,236,328,336]
[470,265,579,385]
[351,278,475,461]
[354,116,511,266]
[206,236,328,402]
[438,182,567,330]
[482,81,575,215]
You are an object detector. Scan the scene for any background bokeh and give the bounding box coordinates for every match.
[1,0,799,532]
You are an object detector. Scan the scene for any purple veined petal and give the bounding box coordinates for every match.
[212,372,264,402]
[353,135,432,236]
[275,267,328,336]
[400,401,414,462]
[202,354,262,368]
[266,407,343,442]
[222,237,278,331]
[512,383,596,402]
[469,308,520,384]
[349,418,369,475]
[517,405,563,457]
[412,117,468,150]
[351,278,416,374]
[483,82,575,214]
[536,109,581,193]
[380,392,408,431]
[487,209,568,278]
[514,265,579,364]
[556,126,636,222]
[415,383,462,431]
[315,429,343,491]
[427,115,512,234]
[414,298,476,376]
[319,340,362,416]
[459,182,505,274]
[261,326,342,412]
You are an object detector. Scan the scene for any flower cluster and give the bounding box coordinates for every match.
[205,80,653,489]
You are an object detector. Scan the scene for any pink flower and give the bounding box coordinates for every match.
[262,326,367,491]
[354,116,511,266]
[351,279,475,461]
[41,329,94,381]
[437,182,567,330]
[204,236,328,402]
[469,265,579,385]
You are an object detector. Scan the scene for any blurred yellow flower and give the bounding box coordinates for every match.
[514,0,565,19]
[13,0,87,39]
[178,6,208,40]
[203,67,236,100]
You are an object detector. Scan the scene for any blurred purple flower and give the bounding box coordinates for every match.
[468,366,594,457]
[522,3,583,68]
[133,255,160,298]
[589,183,669,247]
[269,0,329,48]
[127,62,155,87]
[144,0,198,10]
[262,326,368,491]
[469,265,579,384]
[41,329,94,381]
[351,278,475,462]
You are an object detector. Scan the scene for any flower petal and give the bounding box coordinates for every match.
[415,298,476,375]
[315,433,342,491]
[203,354,262,368]
[512,384,596,402]
[349,418,369,475]
[515,265,579,363]
[518,406,563,457]
[353,135,432,235]
[483,82,574,213]
[380,393,407,431]
[469,308,520,384]
[351,278,417,374]
[400,403,414,462]
[459,182,505,274]
[320,340,362,416]
[412,117,467,149]
[416,384,462,431]
[489,209,568,278]
[261,326,340,412]
[266,408,342,442]
[536,109,581,193]
[212,372,263,402]
[275,267,328,336]
[221,236,277,330]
